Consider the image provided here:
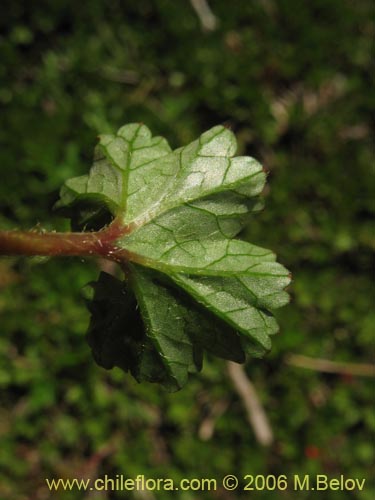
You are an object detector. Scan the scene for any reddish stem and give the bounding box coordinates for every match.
[0,219,130,262]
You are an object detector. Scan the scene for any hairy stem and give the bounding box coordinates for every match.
[0,219,128,261]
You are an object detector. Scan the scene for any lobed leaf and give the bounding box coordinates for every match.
[57,123,291,390]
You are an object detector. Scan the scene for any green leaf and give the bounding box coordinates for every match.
[170,273,290,350]
[129,264,201,390]
[58,123,291,390]
[87,271,198,391]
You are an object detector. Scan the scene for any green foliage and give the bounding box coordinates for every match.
[0,1,373,499]
[56,123,290,390]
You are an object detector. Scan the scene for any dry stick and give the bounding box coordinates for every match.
[190,0,218,31]
[226,361,273,447]
[198,399,229,441]
[285,354,375,377]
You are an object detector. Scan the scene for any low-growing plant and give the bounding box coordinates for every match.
[0,124,290,390]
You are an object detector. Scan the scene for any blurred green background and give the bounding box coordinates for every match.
[0,1,373,499]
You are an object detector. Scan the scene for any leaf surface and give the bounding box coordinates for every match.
[57,123,291,390]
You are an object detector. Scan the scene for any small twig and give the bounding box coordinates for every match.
[97,258,120,276]
[285,354,375,377]
[227,362,273,446]
[190,0,218,31]
[101,67,139,84]
[198,399,229,441]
